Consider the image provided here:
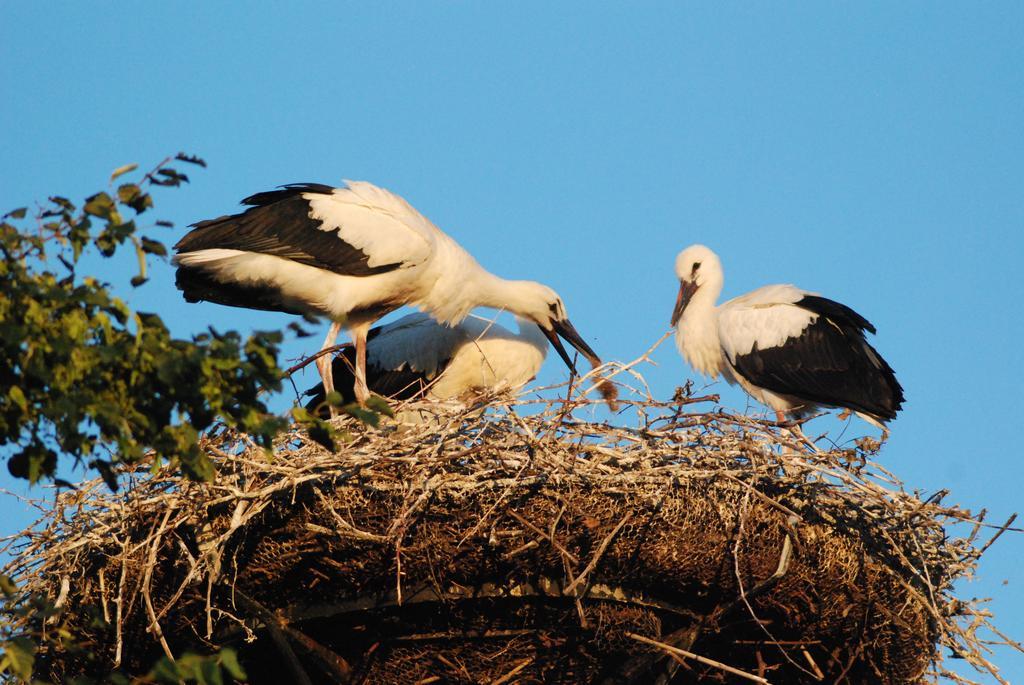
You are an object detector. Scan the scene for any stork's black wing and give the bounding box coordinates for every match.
[729,296,904,421]
[174,184,405,277]
[303,336,446,416]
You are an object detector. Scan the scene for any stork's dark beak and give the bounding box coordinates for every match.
[670,280,699,326]
[541,318,601,376]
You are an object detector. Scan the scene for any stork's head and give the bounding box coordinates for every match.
[504,281,600,376]
[671,244,723,326]
[493,279,617,407]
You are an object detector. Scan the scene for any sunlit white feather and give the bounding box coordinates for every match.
[718,285,819,362]
[366,313,548,399]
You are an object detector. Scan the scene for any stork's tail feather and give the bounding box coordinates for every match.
[174,266,309,315]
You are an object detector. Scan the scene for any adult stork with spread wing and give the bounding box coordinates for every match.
[174,182,609,405]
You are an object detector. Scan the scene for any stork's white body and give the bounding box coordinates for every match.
[679,283,832,414]
[671,245,904,432]
[175,183,533,329]
[174,182,606,406]
[377,315,548,399]
[306,313,548,405]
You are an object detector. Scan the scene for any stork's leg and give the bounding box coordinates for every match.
[352,324,370,406]
[776,409,820,454]
[776,409,801,440]
[317,322,342,415]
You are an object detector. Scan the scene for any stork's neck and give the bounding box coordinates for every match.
[675,280,725,378]
[685,277,722,315]
[473,274,539,315]
[422,259,536,326]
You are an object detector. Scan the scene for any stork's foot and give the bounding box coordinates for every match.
[773,411,822,453]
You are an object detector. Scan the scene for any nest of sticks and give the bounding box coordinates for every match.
[2,370,1020,684]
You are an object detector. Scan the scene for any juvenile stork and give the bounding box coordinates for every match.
[670,245,904,433]
[173,182,607,404]
[304,312,548,408]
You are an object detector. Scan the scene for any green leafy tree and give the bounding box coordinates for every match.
[0,155,288,486]
[0,155,390,683]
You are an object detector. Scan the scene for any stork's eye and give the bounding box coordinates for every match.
[691,262,701,275]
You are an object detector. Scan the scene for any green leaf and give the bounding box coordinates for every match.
[140,237,168,256]
[49,195,74,210]
[7,446,57,484]
[153,169,189,187]
[83,192,115,218]
[219,648,246,680]
[365,395,394,418]
[109,163,138,181]
[287,321,314,338]
[176,152,208,167]
[8,385,27,412]
[182,453,216,482]
[117,183,154,214]
[148,655,183,683]
[3,207,27,220]
[342,403,380,428]
[1,637,36,680]
[198,656,224,685]
[306,423,336,452]
[117,183,140,203]
[0,574,16,597]
[150,651,240,685]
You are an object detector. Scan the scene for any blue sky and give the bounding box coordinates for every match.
[2,2,1022,681]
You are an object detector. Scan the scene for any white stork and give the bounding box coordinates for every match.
[670,245,904,432]
[173,182,609,405]
[304,312,548,408]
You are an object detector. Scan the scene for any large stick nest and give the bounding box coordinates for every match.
[2,389,1018,684]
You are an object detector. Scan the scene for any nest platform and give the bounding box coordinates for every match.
[2,394,1016,684]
